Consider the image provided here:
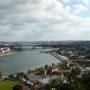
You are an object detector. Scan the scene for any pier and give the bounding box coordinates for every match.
[50,52,67,62]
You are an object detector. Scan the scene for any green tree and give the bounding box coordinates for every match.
[71,67,81,78]
[0,69,4,79]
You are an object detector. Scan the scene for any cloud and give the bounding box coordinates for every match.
[62,0,70,4]
[82,0,89,6]
[0,0,90,41]
[73,4,88,14]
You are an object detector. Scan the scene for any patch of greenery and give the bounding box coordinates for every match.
[78,75,90,90]
[0,80,22,90]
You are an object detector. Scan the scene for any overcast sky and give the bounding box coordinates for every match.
[0,0,90,41]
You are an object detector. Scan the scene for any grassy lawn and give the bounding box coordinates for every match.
[0,80,22,90]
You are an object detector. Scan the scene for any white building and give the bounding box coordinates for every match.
[0,47,11,53]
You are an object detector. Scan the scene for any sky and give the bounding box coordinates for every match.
[0,0,90,41]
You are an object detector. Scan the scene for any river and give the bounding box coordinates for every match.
[0,49,60,75]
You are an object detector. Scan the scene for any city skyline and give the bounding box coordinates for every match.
[0,0,90,41]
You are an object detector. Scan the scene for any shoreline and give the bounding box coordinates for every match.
[49,52,68,61]
[0,52,16,57]
[49,52,70,67]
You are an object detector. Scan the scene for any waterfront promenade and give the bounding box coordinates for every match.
[49,52,68,62]
[0,52,16,57]
[49,52,70,67]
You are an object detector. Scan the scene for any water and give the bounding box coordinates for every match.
[0,49,60,75]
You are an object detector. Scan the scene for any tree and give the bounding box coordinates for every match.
[0,69,4,79]
[58,60,68,68]
[44,64,48,68]
[72,67,81,77]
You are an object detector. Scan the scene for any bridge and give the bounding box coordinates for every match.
[0,42,47,50]
[0,41,60,50]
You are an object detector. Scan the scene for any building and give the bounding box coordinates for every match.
[73,59,90,66]
[0,47,11,53]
